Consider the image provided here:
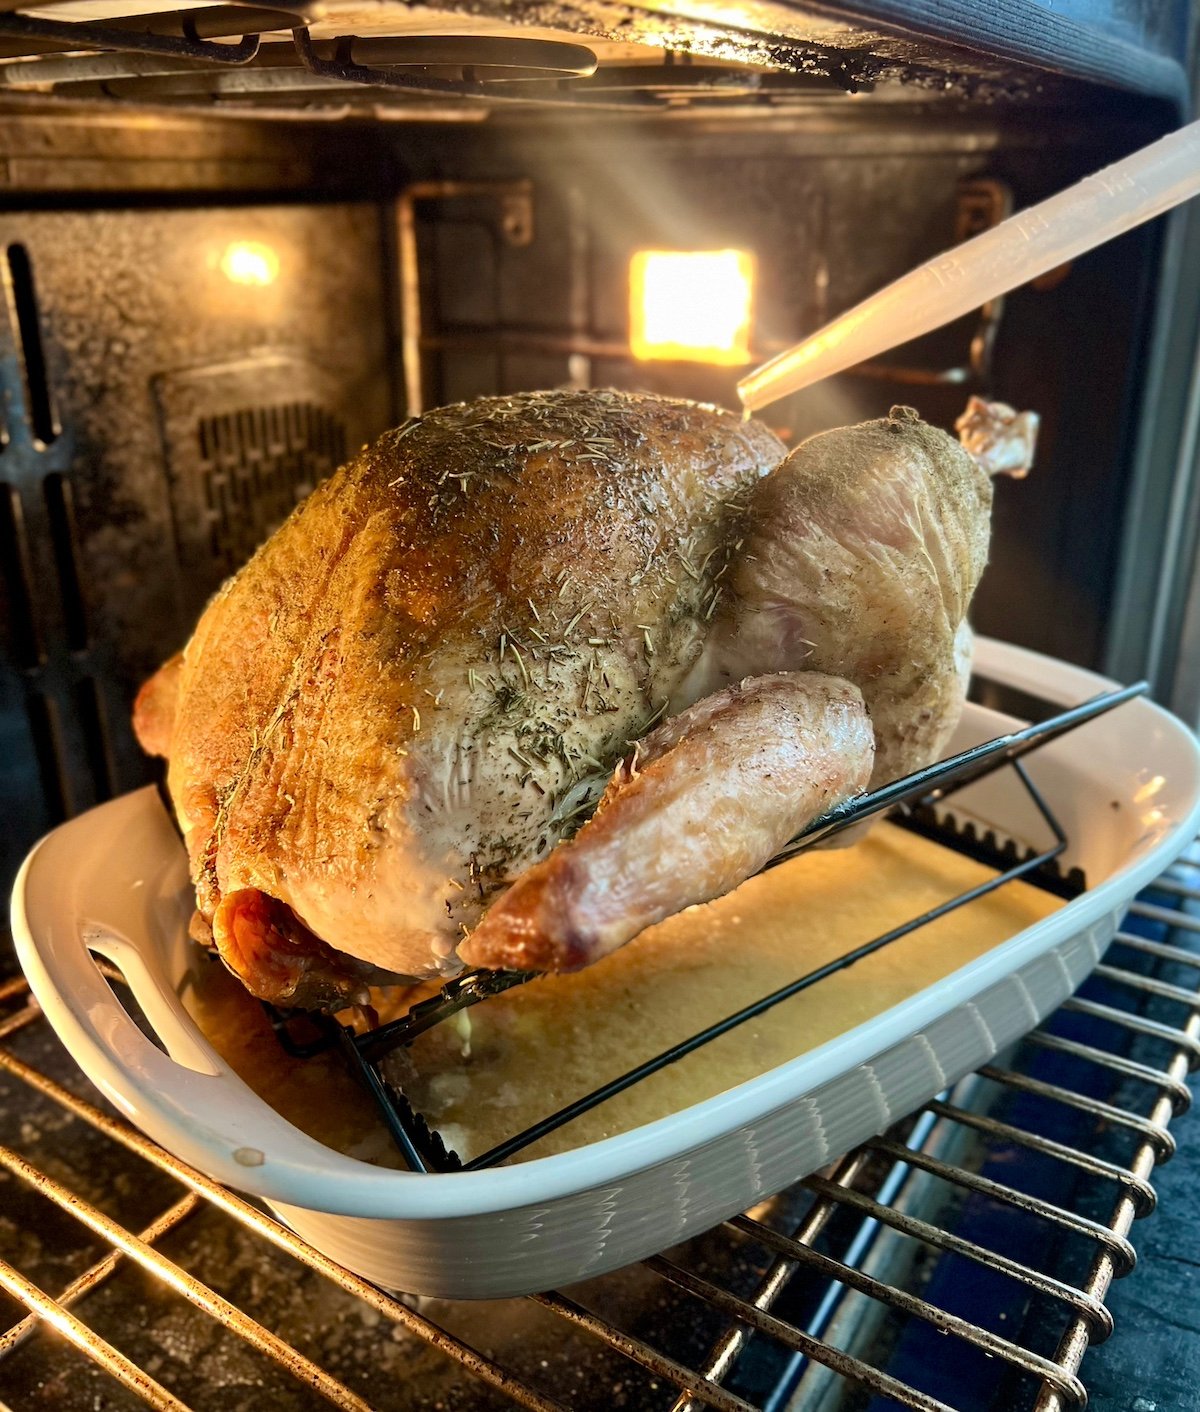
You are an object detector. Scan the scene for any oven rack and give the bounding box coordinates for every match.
[1,847,1199,1409]
[0,11,754,112]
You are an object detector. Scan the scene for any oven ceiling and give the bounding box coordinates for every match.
[0,0,1187,119]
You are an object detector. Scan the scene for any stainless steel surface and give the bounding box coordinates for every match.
[2,846,1199,1410]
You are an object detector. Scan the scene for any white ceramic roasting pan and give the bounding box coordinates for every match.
[12,638,1200,1298]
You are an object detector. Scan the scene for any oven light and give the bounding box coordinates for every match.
[630,249,754,366]
[219,241,280,287]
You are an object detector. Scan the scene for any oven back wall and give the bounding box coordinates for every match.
[0,203,392,892]
[408,118,1159,671]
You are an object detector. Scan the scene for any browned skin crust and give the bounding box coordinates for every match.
[213,889,383,1011]
[132,650,183,759]
[136,390,785,1002]
[137,394,1013,1007]
[460,673,873,972]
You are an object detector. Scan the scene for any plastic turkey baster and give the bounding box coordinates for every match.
[738,119,1200,413]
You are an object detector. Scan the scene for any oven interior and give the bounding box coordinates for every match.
[0,90,1177,888]
[1,3,1199,1409]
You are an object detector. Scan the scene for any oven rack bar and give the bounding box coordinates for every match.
[1,846,1199,1410]
[0,3,1114,114]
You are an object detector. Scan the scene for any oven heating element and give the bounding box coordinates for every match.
[0,2,998,114]
[2,690,1198,1410]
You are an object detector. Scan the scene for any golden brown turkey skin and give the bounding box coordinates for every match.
[136,392,1013,1007]
[212,889,385,1011]
[136,390,785,1001]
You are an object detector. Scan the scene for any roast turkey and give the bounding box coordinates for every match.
[135,390,1032,1008]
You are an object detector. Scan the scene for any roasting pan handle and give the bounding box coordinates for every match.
[10,786,405,1194]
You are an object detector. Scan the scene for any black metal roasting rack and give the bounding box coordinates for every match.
[263,680,1145,1175]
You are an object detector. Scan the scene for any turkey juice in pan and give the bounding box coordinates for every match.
[137,390,1040,1112]
[186,820,1060,1164]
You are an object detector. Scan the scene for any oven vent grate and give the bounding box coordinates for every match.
[2,853,1199,1410]
[196,403,346,576]
[153,355,356,618]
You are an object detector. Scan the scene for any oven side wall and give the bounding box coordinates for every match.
[0,195,395,889]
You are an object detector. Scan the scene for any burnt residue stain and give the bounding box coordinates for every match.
[444,0,1051,102]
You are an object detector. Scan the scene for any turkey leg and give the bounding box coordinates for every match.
[688,405,1003,790]
[459,672,873,972]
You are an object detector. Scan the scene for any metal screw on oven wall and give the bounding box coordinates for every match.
[501,193,534,247]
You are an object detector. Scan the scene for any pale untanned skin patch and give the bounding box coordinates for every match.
[135,393,1004,1005]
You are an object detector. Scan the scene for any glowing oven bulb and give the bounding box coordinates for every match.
[220,241,280,287]
[630,249,754,366]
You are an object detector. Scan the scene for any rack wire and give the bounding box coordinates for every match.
[0,5,622,111]
[0,7,705,111]
[1,834,1198,1409]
